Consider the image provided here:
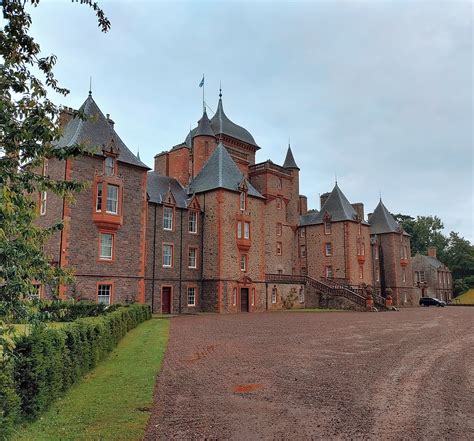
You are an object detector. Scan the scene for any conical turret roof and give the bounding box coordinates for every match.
[188,142,263,197]
[283,145,299,169]
[368,200,402,234]
[193,109,215,138]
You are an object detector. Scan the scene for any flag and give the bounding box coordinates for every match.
[199,76,204,88]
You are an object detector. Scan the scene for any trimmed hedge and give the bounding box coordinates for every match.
[0,304,151,439]
[39,300,121,322]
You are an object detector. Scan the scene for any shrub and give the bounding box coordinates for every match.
[0,304,151,438]
[38,300,121,322]
[0,361,21,440]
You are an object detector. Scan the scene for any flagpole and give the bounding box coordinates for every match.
[202,73,205,113]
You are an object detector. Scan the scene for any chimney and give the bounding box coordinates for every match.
[106,113,115,129]
[320,192,330,209]
[59,106,75,129]
[427,246,437,258]
[299,195,308,215]
[352,203,365,221]
[154,151,169,176]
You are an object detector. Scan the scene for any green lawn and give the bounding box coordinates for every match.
[14,317,170,441]
[452,289,474,305]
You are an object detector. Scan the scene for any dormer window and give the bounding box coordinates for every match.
[240,191,246,211]
[324,221,331,235]
[105,157,115,176]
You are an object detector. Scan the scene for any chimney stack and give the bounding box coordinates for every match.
[106,113,115,129]
[299,195,308,215]
[351,203,365,221]
[427,246,437,258]
[59,106,75,129]
[320,192,330,209]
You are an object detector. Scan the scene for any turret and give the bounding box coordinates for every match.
[192,109,217,178]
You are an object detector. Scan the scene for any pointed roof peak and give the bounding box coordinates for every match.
[193,108,215,138]
[368,199,402,234]
[188,142,263,197]
[310,183,357,224]
[283,144,299,169]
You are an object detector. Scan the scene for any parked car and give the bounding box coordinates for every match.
[419,297,446,307]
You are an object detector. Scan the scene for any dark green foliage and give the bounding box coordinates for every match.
[0,361,21,441]
[38,300,120,322]
[0,304,150,439]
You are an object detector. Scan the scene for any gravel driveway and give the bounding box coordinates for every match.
[145,308,474,440]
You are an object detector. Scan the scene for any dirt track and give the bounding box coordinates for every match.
[145,308,474,440]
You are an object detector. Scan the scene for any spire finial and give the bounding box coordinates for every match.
[137,148,141,161]
[89,76,92,96]
[335,172,338,185]
[219,81,222,99]
[379,190,382,201]
[288,137,291,148]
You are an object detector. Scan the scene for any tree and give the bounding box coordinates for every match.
[0,0,109,350]
[444,232,474,295]
[394,214,448,259]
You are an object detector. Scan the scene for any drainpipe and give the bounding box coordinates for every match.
[265,282,268,310]
[179,208,183,314]
[151,204,157,313]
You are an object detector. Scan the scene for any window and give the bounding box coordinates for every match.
[374,246,378,260]
[96,183,103,212]
[237,222,242,239]
[163,206,173,230]
[299,287,304,303]
[300,229,305,238]
[276,197,282,209]
[240,254,247,272]
[188,247,197,269]
[358,222,362,235]
[276,242,282,255]
[97,284,111,304]
[163,244,173,267]
[276,223,282,236]
[361,242,365,256]
[232,287,237,306]
[99,233,114,260]
[271,287,277,304]
[359,265,364,279]
[105,157,115,175]
[324,221,331,235]
[251,288,256,306]
[187,287,196,306]
[404,246,408,259]
[402,268,406,283]
[240,191,246,211]
[277,178,282,189]
[325,243,332,256]
[244,222,250,239]
[376,271,380,282]
[300,245,306,258]
[106,184,119,214]
[325,265,333,278]
[188,211,198,233]
[40,191,47,215]
[31,284,41,300]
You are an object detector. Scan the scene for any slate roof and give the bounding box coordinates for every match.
[56,94,149,169]
[147,172,189,208]
[188,143,263,198]
[412,253,447,270]
[300,209,319,226]
[193,109,215,138]
[310,184,359,224]
[283,145,299,169]
[184,96,259,148]
[368,200,402,235]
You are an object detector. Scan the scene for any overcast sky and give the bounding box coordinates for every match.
[27,0,472,241]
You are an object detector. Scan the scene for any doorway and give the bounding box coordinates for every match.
[240,288,249,312]
[162,287,172,314]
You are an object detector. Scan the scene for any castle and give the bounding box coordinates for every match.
[36,91,451,312]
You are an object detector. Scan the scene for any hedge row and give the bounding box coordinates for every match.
[39,300,121,322]
[0,304,151,439]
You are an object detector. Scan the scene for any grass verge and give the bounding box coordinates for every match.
[14,317,170,441]
[451,289,474,305]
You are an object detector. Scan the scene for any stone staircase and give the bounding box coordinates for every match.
[265,273,386,310]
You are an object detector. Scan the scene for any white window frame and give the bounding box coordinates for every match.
[325,242,332,256]
[187,287,196,306]
[300,229,305,238]
[99,233,113,260]
[299,287,304,303]
[106,184,119,214]
[359,265,364,279]
[276,242,282,255]
[325,265,333,278]
[240,254,247,272]
[237,221,242,239]
[96,183,103,212]
[97,284,111,305]
[232,287,237,306]
[163,206,173,231]
[40,191,47,215]
[271,287,277,304]
[244,222,250,239]
[188,211,198,233]
[188,247,197,269]
[240,191,246,211]
[105,157,115,176]
[324,221,331,235]
[276,223,282,237]
[163,244,173,267]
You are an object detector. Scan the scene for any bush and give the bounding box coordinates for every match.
[38,300,121,322]
[0,304,151,438]
[0,361,21,440]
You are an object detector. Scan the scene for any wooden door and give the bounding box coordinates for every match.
[162,287,172,314]
[240,288,249,312]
